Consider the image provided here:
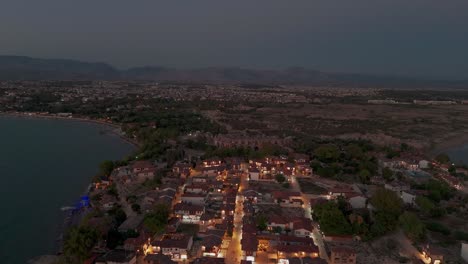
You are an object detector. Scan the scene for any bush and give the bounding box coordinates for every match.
[425,221,451,236]
[455,231,468,242]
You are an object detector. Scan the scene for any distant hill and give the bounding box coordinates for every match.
[0,56,119,80]
[0,55,467,88]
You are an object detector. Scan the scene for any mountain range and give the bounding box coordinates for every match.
[0,55,466,88]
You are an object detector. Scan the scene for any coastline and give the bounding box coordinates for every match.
[0,112,138,263]
[0,111,140,148]
[429,130,468,156]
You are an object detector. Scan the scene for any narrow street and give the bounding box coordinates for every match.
[312,224,329,263]
[291,176,329,263]
[225,173,248,264]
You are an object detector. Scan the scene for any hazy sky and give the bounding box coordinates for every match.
[1,0,468,79]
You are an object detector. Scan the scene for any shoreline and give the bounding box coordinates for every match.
[429,130,468,156]
[0,111,139,262]
[0,111,140,148]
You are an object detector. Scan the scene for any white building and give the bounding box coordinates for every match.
[461,243,468,262]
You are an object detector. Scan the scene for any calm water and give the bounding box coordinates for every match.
[446,144,468,165]
[0,116,135,264]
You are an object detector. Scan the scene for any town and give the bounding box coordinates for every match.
[2,81,468,264]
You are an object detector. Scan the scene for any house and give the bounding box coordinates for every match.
[278,235,315,246]
[299,257,328,264]
[272,191,303,208]
[277,244,319,259]
[221,203,235,217]
[401,190,417,205]
[151,234,193,261]
[199,212,217,231]
[200,234,223,257]
[296,163,313,176]
[124,231,150,251]
[173,203,204,224]
[243,189,259,204]
[461,243,468,263]
[384,181,410,194]
[166,217,181,233]
[347,194,367,209]
[135,168,156,182]
[181,193,206,206]
[242,222,258,235]
[144,254,176,264]
[330,247,356,264]
[100,194,118,210]
[132,160,156,173]
[201,165,226,176]
[192,176,209,184]
[95,250,136,264]
[291,217,313,238]
[185,184,209,194]
[293,153,310,163]
[118,215,144,233]
[241,233,259,262]
[248,167,260,181]
[323,235,354,243]
[419,160,430,169]
[203,158,223,167]
[328,185,357,199]
[173,162,191,178]
[191,257,226,264]
[132,160,157,182]
[226,157,244,171]
[267,214,290,232]
[111,166,132,182]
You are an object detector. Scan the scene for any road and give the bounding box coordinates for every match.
[291,175,329,263]
[225,172,248,264]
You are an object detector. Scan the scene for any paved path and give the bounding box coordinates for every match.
[226,173,248,264]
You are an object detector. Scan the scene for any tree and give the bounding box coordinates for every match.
[382,167,394,181]
[370,188,403,235]
[256,214,268,231]
[400,143,410,152]
[448,165,457,175]
[346,144,364,159]
[109,207,127,226]
[106,229,123,249]
[358,169,371,183]
[143,204,169,234]
[99,160,115,176]
[313,201,352,235]
[426,179,453,203]
[275,174,286,183]
[399,212,425,241]
[435,153,450,164]
[63,226,98,263]
[385,148,400,159]
[415,196,435,215]
[273,226,283,234]
[314,144,340,162]
[131,203,141,214]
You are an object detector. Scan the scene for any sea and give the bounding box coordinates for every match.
[0,116,135,264]
[445,144,468,165]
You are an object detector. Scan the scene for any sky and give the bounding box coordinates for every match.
[1,0,468,79]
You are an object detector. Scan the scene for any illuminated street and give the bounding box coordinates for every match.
[226,173,248,264]
[291,175,329,263]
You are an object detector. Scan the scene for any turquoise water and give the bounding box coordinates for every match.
[0,116,135,264]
